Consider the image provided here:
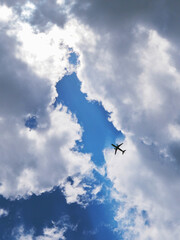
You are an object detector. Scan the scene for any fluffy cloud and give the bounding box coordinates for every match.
[105,136,180,239]
[0,4,93,199]
[53,0,180,239]
[75,23,180,239]
[2,0,180,238]
[0,103,93,198]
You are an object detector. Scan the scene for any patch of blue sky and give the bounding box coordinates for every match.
[141,210,150,226]
[0,189,120,239]
[25,115,38,130]
[54,72,123,166]
[68,52,79,66]
[52,68,125,238]
[52,54,127,237]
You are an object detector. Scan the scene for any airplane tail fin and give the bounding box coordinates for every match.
[122,150,126,155]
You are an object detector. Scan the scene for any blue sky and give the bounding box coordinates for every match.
[0,188,119,239]
[1,1,180,239]
[54,72,123,166]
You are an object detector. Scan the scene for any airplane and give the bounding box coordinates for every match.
[111,143,126,155]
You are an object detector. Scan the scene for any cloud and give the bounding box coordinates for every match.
[61,176,87,204]
[0,103,93,198]
[0,208,8,217]
[50,0,180,238]
[0,4,13,22]
[105,136,180,239]
[0,29,51,117]
[15,216,76,240]
[0,4,93,199]
[36,225,68,240]
[1,0,68,31]
[29,0,67,31]
[15,225,66,240]
[2,1,180,238]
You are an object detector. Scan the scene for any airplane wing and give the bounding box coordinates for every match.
[115,148,117,155]
[118,143,123,147]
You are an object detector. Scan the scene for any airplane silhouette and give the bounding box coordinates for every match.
[111,143,126,155]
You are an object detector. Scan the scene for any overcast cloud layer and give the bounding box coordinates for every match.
[1,1,180,239]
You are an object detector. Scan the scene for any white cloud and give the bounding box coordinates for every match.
[0,4,12,22]
[0,209,8,217]
[61,176,86,204]
[8,22,69,86]
[15,224,69,240]
[168,123,180,140]
[36,226,66,240]
[91,184,102,196]
[52,1,180,238]
[21,2,36,20]
[76,26,180,238]
[0,3,94,199]
[0,105,93,198]
[104,136,180,239]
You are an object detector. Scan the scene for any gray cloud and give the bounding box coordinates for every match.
[56,0,180,238]
[0,30,51,117]
[69,0,180,43]
[1,0,67,31]
[29,0,67,31]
